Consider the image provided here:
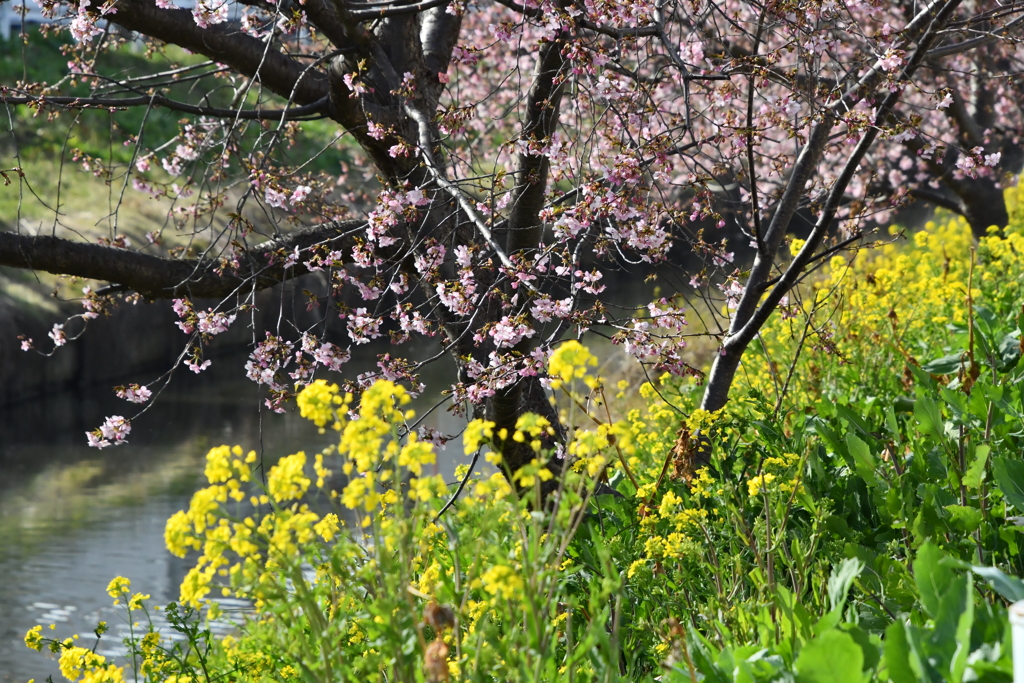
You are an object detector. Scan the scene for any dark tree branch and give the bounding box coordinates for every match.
[301,0,353,47]
[347,0,450,19]
[0,92,331,121]
[101,0,330,106]
[0,220,365,299]
[909,185,966,214]
[419,4,463,111]
[506,35,569,255]
[927,12,1024,57]
[700,0,965,413]
[491,0,660,37]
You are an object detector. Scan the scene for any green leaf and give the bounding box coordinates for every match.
[845,433,879,485]
[884,406,901,440]
[837,406,876,442]
[963,445,990,489]
[906,363,939,391]
[992,458,1024,511]
[944,505,983,533]
[998,332,1021,371]
[914,541,955,618]
[841,625,880,673]
[894,396,916,413]
[903,622,940,683]
[921,352,968,375]
[810,418,854,470]
[883,621,917,683]
[828,557,866,612]
[914,396,946,443]
[684,624,731,683]
[817,558,865,636]
[969,565,1024,602]
[795,630,863,683]
[929,573,973,683]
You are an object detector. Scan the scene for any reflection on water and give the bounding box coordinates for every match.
[0,352,466,682]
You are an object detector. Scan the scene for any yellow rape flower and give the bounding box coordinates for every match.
[398,436,436,476]
[24,625,43,651]
[105,577,130,600]
[313,453,332,488]
[513,459,554,488]
[203,445,234,484]
[480,565,524,601]
[463,418,495,455]
[314,513,340,542]
[179,564,215,607]
[59,646,122,683]
[127,593,150,611]
[408,475,441,502]
[690,467,716,499]
[658,490,682,519]
[267,452,311,503]
[547,340,599,390]
[747,472,776,497]
[165,510,199,558]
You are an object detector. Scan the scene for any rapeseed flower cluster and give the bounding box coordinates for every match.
[747,453,802,498]
[736,207,1024,411]
[296,378,348,430]
[59,645,124,683]
[547,339,600,390]
[480,565,525,601]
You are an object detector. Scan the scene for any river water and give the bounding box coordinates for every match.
[0,349,467,682]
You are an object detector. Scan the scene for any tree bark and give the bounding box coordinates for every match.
[0,221,365,299]
[951,177,1010,238]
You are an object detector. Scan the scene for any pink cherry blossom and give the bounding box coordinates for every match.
[86,415,131,448]
[49,324,67,347]
[116,384,152,403]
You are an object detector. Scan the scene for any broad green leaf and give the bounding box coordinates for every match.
[974,305,997,328]
[921,352,968,375]
[828,557,866,612]
[944,505,983,533]
[810,418,854,470]
[837,406,876,441]
[914,541,954,618]
[992,458,1024,511]
[998,331,1021,371]
[883,622,917,683]
[903,622,943,683]
[884,406,900,440]
[906,362,939,390]
[894,396,916,413]
[914,396,946,443]
[940,574,974,683]
[685,624,730,683]
[794,630,863,683]
[969,565,1024,602]
[842,625,880,673]
[963,445,990,489]
[845,433,879,484]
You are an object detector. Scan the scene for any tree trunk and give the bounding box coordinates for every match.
[953,176,1010,238]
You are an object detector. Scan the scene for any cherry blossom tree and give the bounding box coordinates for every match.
[0,0,1020,474]
[856,0,1024,236]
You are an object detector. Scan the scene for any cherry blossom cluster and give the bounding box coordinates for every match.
[115,384,152,404]
[613,300,695,377]
[172,299,235,337]
[86,415,131,449]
